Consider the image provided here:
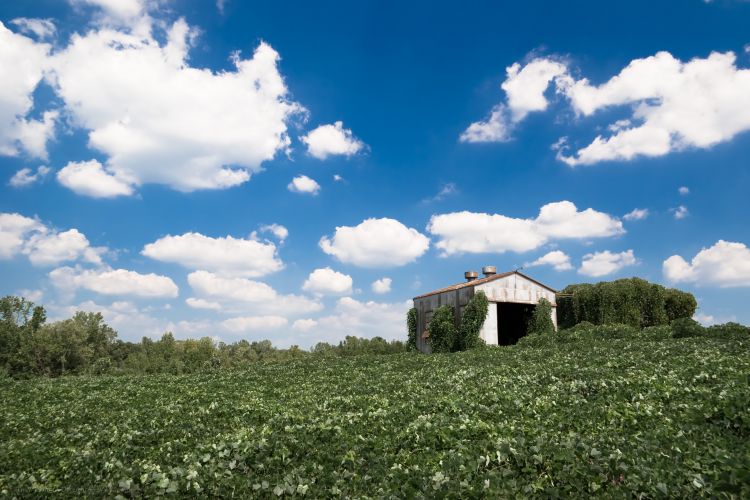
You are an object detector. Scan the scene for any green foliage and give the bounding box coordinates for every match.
[0,334,748,497]
[671,317,706,339]
[429,305,456,353]
[706,322,750,340]
[458,291,488,350]
[558,278,696,329]
[664,288,698,322]
[406,307,418,351]
[528,298,555,335]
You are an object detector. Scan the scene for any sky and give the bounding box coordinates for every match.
[1,0,749,347]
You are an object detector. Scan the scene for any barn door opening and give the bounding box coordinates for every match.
[497,303,535,345]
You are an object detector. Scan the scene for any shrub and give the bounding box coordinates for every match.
[528,298,555,335]
[664,288,698,322]
[429,306,457,353]
[406,308,418,351]
[705,322,750,340]
[558,278,696,329]
[458,292,488,350]
[671,317,705,339]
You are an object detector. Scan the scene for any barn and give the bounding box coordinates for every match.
[413,267,557,353]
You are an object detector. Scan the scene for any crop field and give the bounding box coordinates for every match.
[1,335,749,498]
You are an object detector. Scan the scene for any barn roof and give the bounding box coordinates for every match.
[413,270,557,300]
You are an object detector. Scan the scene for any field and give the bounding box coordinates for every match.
[1,335,749,498]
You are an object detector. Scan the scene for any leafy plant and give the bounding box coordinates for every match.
[528,298,555,335]
[406,308,418,351]
[429,305,456,353]
[458,291,488,350]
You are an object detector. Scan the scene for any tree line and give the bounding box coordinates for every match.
[0,296,406,378]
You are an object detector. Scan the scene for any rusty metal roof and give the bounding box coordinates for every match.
[412,270,557,300]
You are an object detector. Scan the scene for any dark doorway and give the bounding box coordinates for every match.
[497,303,536,345]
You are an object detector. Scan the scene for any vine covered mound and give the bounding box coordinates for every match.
[1,334,748,497]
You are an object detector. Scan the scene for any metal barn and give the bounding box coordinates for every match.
[413,267,557,353]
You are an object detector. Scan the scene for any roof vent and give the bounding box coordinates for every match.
[464,271,478,282]
[482,265,496,277]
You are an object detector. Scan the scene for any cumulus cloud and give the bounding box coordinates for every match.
[0,22,56,159]
[49,266,179,298]
[0,212,104,266]
[142,232,283,277]
[301,121,365,160]
[48,16,303,193]
[679,186,690,195]
[428,201,623,256]
[461,58,568,143]
[578,249,637,277]
[256,223,288,243]
[292,318,317,331]
[9,166,50,188]
[187,270,322,315]
[464,50,750,166]
[287,175,321,195]
[623,208,649,221]
[57,159,134,197]
[49,299,169,340]
[185,297,222,311]
[663,240,750,287]
[524,250,573,271]
[320,217,430,267]
[302,267,353,295]
[371,277,392,294]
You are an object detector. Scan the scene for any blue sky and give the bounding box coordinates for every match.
[1,0,749,346]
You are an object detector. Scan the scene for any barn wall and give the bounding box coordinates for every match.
[413,287,475,353]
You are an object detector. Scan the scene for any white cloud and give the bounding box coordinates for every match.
[371,277,392,294]
[295,297,410,346]
[57,159,134,197]
[292,318,317,331]
[524,250,573,271]
[49,266,179,298]
[333,174,343,182]
[0,212,104,266]
[558,51,750,165]
[428,201,623,256]
[142,232,283,277]
[221,315,287,332]
[257,223,288,243]
[9,166,50,187]
[693,311,737,326]
[49,17,304,193]
[10,18,56,40]
[320,217,430,267]
[672,205,689,219]
[679,186,690,195]
[460,105,511,143]
[0,22,56,159]
[302,267,353,295]
[187,270,322,315]
[623,208,649,221]
[185,297,222,311]
[663,240,750,287]
[187,270,276,302]
[17,288,44,303]
[461,58,568,143]
[49,299,169,340]
[287,175,321,195]
[465,50,750,166]
[68,0,152,34]
[24,229,103,266]
[578,249,637,277]
[301,121,365,160]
